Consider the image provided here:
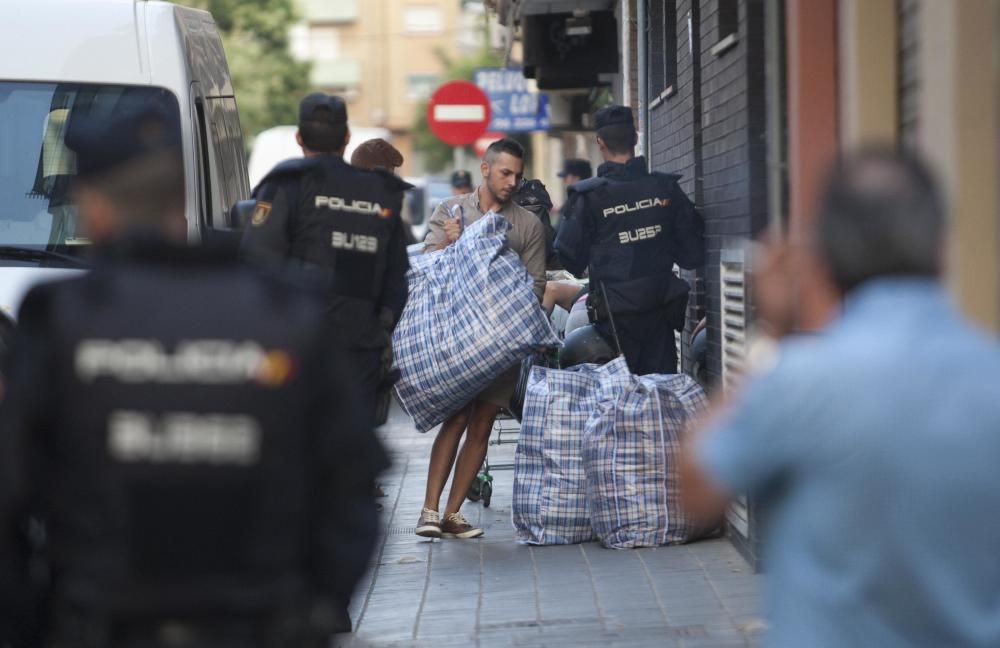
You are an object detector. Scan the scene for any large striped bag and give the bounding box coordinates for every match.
[512,358,630,545]
[393,212,559,432]
[583,373,708,549]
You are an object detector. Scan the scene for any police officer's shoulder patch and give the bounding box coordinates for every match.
[251,201,272,226]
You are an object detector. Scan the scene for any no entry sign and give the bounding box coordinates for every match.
[427,81,491,146]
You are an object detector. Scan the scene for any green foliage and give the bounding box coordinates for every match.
[174,0,311,141]
[413,47,505,173]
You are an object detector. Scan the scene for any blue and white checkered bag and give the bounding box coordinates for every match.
[393,212,559,433]
[512,358,631,545]
[583,373,707,549]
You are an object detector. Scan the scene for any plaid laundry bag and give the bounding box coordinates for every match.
[583,372,708,549]
[512,358,631,545]
[393,212,559,432]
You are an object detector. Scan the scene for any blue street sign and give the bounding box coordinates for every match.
[473,67,550,133]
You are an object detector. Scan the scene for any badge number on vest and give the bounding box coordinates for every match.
[332,231,379,253]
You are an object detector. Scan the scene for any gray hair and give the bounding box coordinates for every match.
[817,148,945,293]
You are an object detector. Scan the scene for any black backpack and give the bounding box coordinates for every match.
[514,179,558,269]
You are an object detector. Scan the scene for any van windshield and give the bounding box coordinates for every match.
[0,82,181,261]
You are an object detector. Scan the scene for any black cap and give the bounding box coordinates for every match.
[557,158,593,179]
[450,170,473,189]
[65,104,181,180]
[593,104,634,130]
[299,92,348,127]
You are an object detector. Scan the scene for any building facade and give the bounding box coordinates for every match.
[290,0,490,175]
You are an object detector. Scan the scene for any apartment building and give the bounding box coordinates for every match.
[290,0,488,174]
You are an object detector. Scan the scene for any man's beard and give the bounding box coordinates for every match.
[486,181,510,205]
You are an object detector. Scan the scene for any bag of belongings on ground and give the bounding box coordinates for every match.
[513,358,631,545]
[393,212,559,432]
[583,372,708,549]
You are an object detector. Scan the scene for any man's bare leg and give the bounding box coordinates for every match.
[423,407,470,512]
[443,400,500,516]
[543,281,584,316]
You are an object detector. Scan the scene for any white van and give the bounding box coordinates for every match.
[247,124,393,188]
[0,0,249,323]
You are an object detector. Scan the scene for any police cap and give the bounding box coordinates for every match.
[450,170,473,189]
[65,104,181,180]
[299,92,348,128]
[557,158,593,179]
[593,105,635,131]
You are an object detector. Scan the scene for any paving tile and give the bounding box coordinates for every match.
[349,405,761,647]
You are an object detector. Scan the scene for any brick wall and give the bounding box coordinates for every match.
[648,0,704,375]
[646,0,769,388]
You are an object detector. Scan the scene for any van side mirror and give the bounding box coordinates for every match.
[229,200,257,229]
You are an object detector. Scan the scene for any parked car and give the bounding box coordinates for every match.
[402,177,453,244]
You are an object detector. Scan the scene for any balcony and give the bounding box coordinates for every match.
[300,0,358,23]
[311,58,362,89]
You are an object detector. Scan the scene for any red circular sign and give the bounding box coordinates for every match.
[427,81,492,146]
[474,132,506,158]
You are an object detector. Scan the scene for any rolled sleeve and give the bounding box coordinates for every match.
[521,219,548,300]
[422,201,452,253]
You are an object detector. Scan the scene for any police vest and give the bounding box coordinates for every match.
[255,156,408,305]
[573,171,692,315]
[17,244,350,614]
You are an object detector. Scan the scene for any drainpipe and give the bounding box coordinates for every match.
[636,0,650,168]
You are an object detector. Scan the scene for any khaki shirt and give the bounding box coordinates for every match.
[423,188,547,299]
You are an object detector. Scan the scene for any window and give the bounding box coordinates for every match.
[289,24,310,62]
[649,2,678,106]
[406,73,439,100]
[718,0,738,39]
[309,27,341,61]
[663,2,678,92]
[0,82,180,252]
[712,0,739,56]
[404,6,443,34]
[305,0,358,23]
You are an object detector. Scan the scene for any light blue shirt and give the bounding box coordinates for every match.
[699,278,1000,647]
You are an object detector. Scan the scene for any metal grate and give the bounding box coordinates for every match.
[720,253,747,393]
[720,249,749,539]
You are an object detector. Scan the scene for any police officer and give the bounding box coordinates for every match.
[241,93,411,430]
[554,105,704,375]
[450,169,473,196]
[0,105,381,646]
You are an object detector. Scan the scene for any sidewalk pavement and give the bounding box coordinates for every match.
[338,405,764,648]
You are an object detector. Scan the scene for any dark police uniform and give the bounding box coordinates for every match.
[0,243,381,647]
[242,153,411,428]
[0,104,381,648]
[555,107,704,375]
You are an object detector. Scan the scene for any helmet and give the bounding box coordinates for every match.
[559,324,617,368]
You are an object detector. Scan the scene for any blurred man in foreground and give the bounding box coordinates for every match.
[417,138,546,540]
[683,149,1000,647]
[0,105,380,646]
